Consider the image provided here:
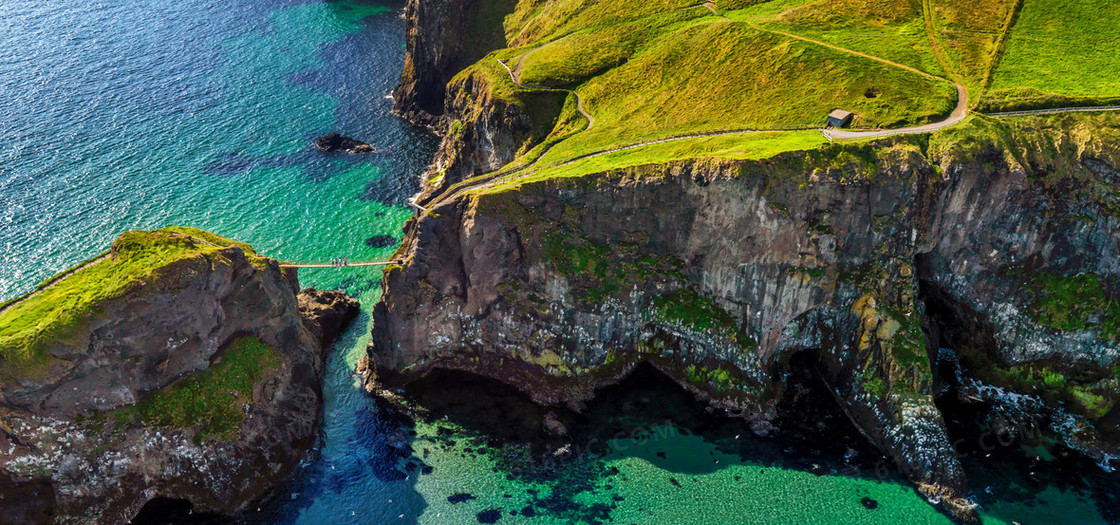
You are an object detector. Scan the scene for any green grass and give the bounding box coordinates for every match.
[517,13,694,88]
[1012,269,1120,342]
[654,288,757,350]
[544,19,954,151]
[443,0,1120,185]
[984,0,1120,111]
[732,0,1026,100]
[474,131,826,194]
[115,336,282,441]
[0,226,269,380]
[929,0,1021,97]
[503,0,699,46]
[737,0,947,77]
[444,0,968,184]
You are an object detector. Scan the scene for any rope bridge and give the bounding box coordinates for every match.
[279,260,397,269]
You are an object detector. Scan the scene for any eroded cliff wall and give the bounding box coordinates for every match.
[364,115,1120,519]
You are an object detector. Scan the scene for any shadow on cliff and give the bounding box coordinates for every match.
[394,358,905,522]
[921,274,1120,524]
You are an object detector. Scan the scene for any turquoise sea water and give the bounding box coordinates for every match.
[0,1,1116,524]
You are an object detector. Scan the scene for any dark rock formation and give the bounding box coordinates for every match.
[299,287,361,347]
[391,0,555,195]
[386,0,1120,517]
[392,0,510,127]
[0,228,358,524]
[363,115,1120,521]
[315,132,375,154]
[421,74,557,192]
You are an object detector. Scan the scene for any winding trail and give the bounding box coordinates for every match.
[419,3,1120,211]
[826,83,969,140]
[497,50,594,128]
[741,16,971,141]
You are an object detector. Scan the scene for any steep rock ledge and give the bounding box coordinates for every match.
[393,0,512,130]
[394,0,563,193]
[425,72,545,191]
[0,227,358,525]
[363,115,1120,521]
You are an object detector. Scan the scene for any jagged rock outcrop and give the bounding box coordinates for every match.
[363,115,1120,521]
[393,0,560,194]
[315,132,375,154]
[0,227,358,524]
[424,72,542,191]
[392,0,506,127]
[299,287,361,346]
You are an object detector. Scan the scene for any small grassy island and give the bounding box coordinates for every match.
[0,226,270,380]
[0,226,359,524]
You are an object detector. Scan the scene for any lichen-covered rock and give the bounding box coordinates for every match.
[363,115,1120,522]
[0,227,358,524]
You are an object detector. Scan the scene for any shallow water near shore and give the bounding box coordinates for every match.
[0,0,1117,523]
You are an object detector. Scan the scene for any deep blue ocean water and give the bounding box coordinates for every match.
[0,1,1116,523]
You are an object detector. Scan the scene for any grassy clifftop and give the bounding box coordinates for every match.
[437,0,1119,184]
[0,226,272,379]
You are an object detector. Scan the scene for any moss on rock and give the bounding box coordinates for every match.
[114,336,282,441]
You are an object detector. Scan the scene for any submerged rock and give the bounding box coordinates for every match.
[315,132,375,154]
[448,493,477,504]
[0,227,359,524]
[476,508,503,523]
[366,235,398,248]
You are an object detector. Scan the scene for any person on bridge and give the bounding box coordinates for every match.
[343,257,348,266]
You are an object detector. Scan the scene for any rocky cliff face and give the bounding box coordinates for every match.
[0,228,358,525]
[426,72,542,190]
[392,0,478,126]
[393,0,564,193]
[363,115,1120,520]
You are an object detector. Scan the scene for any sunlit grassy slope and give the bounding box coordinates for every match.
[0,227,269,380]
[739,0,1021,98]
[451,0,1115,183]
[984,0,1120,111]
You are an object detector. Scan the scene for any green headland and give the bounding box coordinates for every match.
[433,0,1120,193]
